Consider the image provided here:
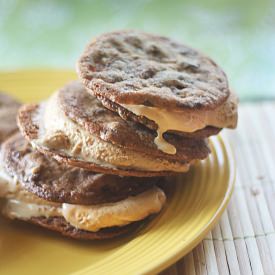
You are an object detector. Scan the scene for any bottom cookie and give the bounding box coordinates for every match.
[3,215,147,240]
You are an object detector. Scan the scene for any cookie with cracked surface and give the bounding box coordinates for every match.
[1,133,158,205]
[77,30,237,145]
[17,81,210,176]
[0,92,21,144]
[77,30,229,110]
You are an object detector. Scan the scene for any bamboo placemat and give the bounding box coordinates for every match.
[162,101,275,275]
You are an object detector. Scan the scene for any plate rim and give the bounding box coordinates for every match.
[74,134,236,275]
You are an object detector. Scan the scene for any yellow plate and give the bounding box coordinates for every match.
[0,70,235,275]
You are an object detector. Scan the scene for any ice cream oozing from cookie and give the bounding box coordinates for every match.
[121,93,237,154]
[2,182,165,233]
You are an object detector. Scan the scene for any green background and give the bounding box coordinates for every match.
[0,0,274,101]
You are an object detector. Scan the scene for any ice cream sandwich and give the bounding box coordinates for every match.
[77,30,238,155]
[17,81,210,177]
[0,133,166,240]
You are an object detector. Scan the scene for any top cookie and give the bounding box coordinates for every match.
[0,92,20,143]
[77,30,229,111]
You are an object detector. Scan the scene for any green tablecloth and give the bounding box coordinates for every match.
[0,0,274,101]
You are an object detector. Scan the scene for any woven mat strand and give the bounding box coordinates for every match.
[162,102,275,275]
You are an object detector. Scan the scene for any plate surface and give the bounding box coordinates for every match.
[0,70,235,275]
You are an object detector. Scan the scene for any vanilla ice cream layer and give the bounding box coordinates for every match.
[122,93,238,154]
[1,177,166,232]
[33,92,189,172]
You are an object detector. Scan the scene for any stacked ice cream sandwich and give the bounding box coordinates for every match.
[0,31,238,240]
